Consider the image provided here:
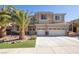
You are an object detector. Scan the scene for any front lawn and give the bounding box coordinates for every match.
[0,39,36,49]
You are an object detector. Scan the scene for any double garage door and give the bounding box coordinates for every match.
[48,30,66,36]
[37,30,66,36]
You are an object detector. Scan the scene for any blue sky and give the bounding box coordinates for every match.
[0,5,79,22]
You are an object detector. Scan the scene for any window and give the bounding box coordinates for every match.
[55,16,60,20]
[53,28,56,30]
[41,14,47,19]
[37,28,45,30]
[62,28,65,30]
[57,28,61,30]
[49,28,52,30]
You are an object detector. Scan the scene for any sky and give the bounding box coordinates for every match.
[0,5,79,22]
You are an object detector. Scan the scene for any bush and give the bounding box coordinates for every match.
[68,31,76,37]
[30,35,36,40]
[0,40,4,43]
[7,31,19,35]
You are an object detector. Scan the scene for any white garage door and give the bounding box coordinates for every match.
[37,30,45,36]
[49,30,66,36]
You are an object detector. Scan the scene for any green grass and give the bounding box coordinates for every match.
[0,39,36,49]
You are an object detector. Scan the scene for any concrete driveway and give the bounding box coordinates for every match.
[36,36,79,54]
[0,36,79,54]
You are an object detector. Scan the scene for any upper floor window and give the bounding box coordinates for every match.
[55,16,60,20]
[41,14,47,19]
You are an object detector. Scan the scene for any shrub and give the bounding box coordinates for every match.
[30,35,36,40]
[68,31,76,37]
[7,31,19,35]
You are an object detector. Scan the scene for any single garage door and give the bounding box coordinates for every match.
[49,30,66,36]
[37,30,45,36]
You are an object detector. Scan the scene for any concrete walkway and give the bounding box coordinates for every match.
[0,37,79,54]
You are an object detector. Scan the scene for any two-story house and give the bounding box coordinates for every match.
[8,12,69,36]
[34,12,69,36]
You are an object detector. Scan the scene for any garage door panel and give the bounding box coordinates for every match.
[49,30,66,36]
[37,30,45,36]
[49,31,54,36]
[37,30,66,36]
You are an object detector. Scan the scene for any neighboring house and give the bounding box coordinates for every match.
[69,19,79,33]
[34,12,69,36]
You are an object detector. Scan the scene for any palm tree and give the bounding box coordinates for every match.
[0,6,11,38]
[11,9,31,40]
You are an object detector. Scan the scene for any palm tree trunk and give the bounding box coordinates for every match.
[0,27,6,38]
[19,28,25,40]
[0,28,2,38]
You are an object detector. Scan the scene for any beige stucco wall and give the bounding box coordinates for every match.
[77,27,79,32]
[35,23,69,31]
[35,12,65,24]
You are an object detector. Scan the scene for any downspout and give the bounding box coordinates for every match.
[72,22,73,32]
